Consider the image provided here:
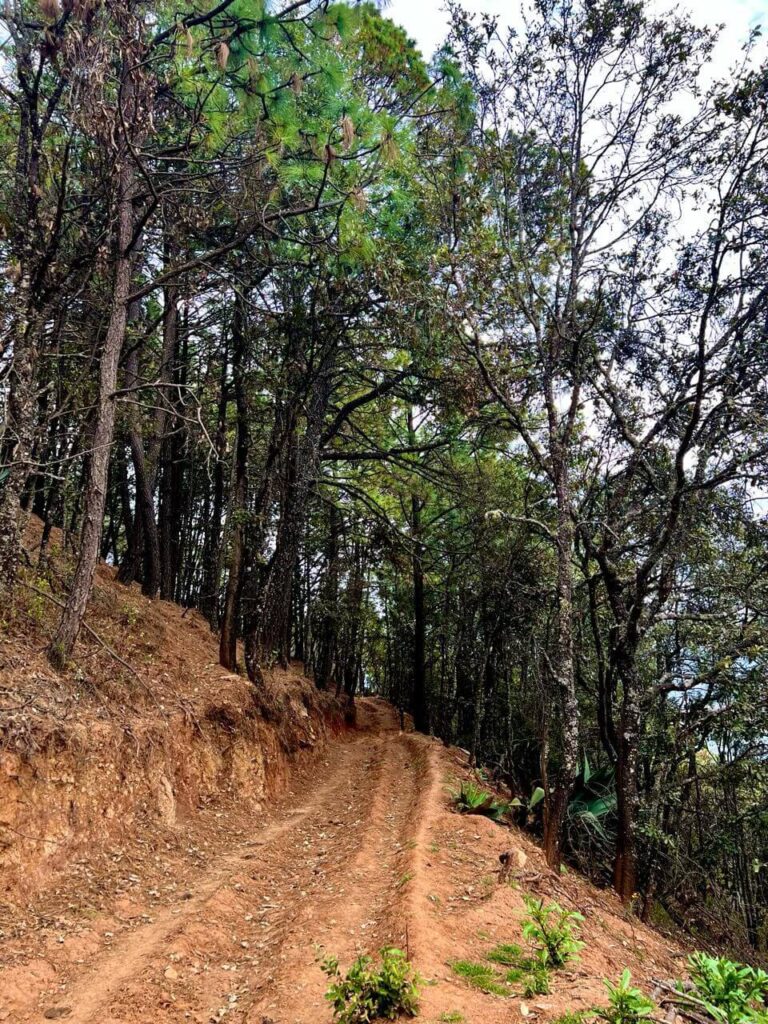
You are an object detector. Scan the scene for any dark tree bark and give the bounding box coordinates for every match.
[338,538,365,700]
[541,452,580,871]
[315,503,341,690]
[0,53,42,584]
[245,343,336,679]
[219,290,249,671]
[124,359,162,596]
[612,643,642,903]
[411,489,428,733]
[48,112,136,668]
[200,340,230,627]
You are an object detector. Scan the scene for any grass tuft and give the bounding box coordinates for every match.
[487,942,523,966]
[450,960,510,996]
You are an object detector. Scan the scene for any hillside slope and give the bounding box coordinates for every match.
[0,526,688,1023]
[0,696,689,1024]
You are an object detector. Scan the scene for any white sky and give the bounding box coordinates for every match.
[385,0,768,67]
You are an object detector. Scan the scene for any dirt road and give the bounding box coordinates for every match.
[1,700,442,1024]
[0,697,685,1024]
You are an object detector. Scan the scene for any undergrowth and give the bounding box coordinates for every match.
[521,895,584,967]
[447,882,766,1024]
[450,960,509,996]
[589,956,768,1024]
[594,971,655,1024]
[684,953,768,1024]
[486,942,523,966]
[450,779,509,822]
[320,947,420,1023]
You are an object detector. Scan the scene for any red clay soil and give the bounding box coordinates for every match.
[0,521,690,1023]
[0,695,689,1024]
[0,520,346,900]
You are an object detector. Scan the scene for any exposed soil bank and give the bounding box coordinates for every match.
[0,524,346,904]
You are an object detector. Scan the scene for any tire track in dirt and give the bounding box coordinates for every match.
[51,736,374,1024]
[21,698,437,1024]
[3,696,688,1024]
[256,730,428,1024]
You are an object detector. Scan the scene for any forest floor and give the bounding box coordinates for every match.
[0,694,689,1024]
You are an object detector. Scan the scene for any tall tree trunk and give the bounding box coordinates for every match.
[219,291,248,671]
[158,279,184,601]
[613,650,641,904]
[315,503,341,690]
[245,345,336,680]
[119,235,162,597]
[542,454,580,870]
[159,426,184,600]
[338,539,365,699]
[48,145,135,669]
[407,409,428,733]
[119,223,180,595]
[200,340,229,627]
[0,33,44,586]
[123,344,162,595]
[411,490,428,733]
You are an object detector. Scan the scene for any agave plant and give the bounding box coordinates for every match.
[566,756,617,855]
[451,780,510,822]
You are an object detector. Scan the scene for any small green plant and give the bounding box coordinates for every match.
[450,960,509,996]
[450,780,509,822]
[594,971,655,1024]
[551,1013,588,1024]
[320,947,420,1023]
[520,960,551,997]
[509,786,546,813]
[120,601,140,627]
[27,586,49,623]
[484,940,551,998]
[521,896,584,968]
[687,953,768,1024]
[439,1013,465,1023]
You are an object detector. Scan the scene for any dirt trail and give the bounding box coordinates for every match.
[1,699,435,1024]
[0,696,687,1024]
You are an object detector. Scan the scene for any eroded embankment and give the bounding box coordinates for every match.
[0,539,347,907]
[0,665,346,901]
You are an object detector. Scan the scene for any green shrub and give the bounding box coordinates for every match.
[687,953,768,1024]
[451,780,509,821]
[594,971,655,1024]
[521,895,584,968]
[321,947,420,1023]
